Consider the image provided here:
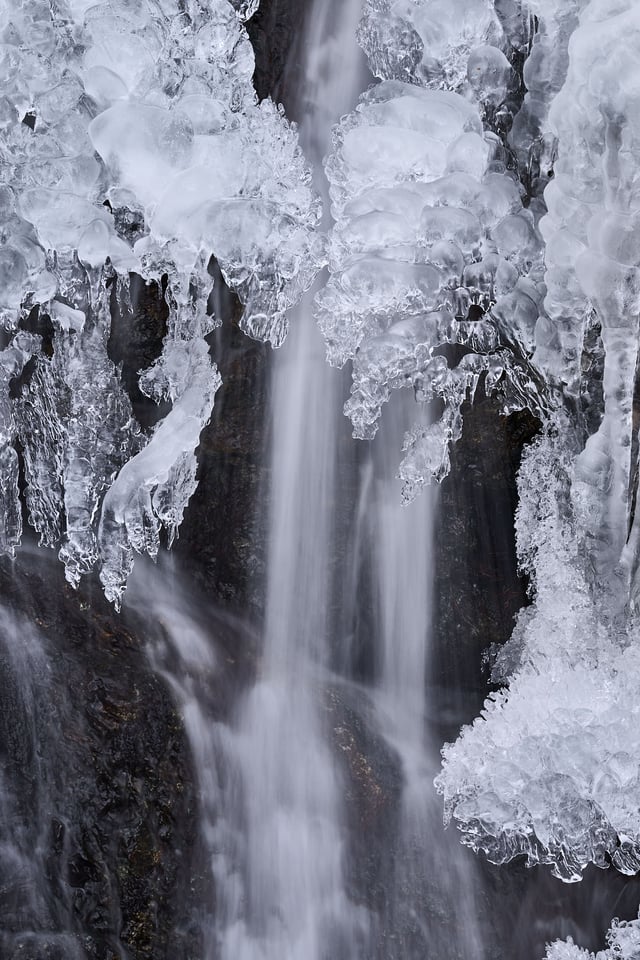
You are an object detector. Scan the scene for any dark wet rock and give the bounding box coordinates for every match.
[108,276,169,431]
[0,553,206,960]
[431,395,540,723]
[324,683,402,914]
[175,294,271,618]
[476,852,640,960]
[246,0,308,109]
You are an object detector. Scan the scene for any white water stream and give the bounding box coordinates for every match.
[361,394,485,958]
[217,3,370,956]
[130,2,485,957]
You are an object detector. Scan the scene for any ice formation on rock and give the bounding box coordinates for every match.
[358,0,511,92]
[317,0,547,498]
[508,0,588,190]
[0,0,320,604]
[437,427,640,882]
[437,0,640,914]
[545,911,640,959]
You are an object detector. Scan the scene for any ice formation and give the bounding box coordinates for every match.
[508,0,588,187]
[317,0,547,498]
[436,0,640,918]
[545,911,640,960]
[437,428,640,882]
[0,0,320,604]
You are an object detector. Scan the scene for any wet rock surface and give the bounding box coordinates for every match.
[246,0,306,109]
[325,683,403,915]
[432,396,540,720]
[0,554,205,960]
[175,306,271,617]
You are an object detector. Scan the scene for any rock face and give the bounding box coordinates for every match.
[432,397,540,721]
[246,0,307,108]
[175,304,271,616]
[0,554,205,960]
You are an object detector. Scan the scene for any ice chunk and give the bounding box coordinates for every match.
[89,103,195,209]
[532,0,640,592]
[317,55,545,489]
[17,358,65,550]
[508,0,590,186]
[99,337,221,609]
[545,911,640,960]
[467,44,513,104]
[82,2,322,346]
[358,0,507,90]
[436,427,640,879]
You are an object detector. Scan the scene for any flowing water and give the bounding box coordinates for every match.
[4,1,640,958]
[214,2,369,955]
[359,395,485,959]
[130,1,487,956]
[0,607,77,959]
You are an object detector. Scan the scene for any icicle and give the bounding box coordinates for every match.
[0,0,322,600]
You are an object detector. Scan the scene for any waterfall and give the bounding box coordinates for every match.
[131,2,373,957]
[357,394,485,958]
[214,2,370,956]
[5,0,640,957]
[126,0,491,954]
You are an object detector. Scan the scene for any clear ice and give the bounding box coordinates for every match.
[317,0,547,500]
[545,911,640,959]
[433,0,640,937]
[0,0,321,605]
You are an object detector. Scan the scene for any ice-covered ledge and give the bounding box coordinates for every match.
[0,0,321,604]
[436,0,640,920]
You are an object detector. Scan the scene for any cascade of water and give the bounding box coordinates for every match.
[351,392,485,959]
[215,2,371,956]
[0,604,88,960]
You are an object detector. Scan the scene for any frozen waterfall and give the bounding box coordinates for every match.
[2,0,640,958]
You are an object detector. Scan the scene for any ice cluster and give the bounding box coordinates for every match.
[437,0,640,914]
[545,911,640,960]
[437,427,640,882]
[536,0,640,597]
[357,0,523,94]
[0,0,320,604]
[317,0,547,499]
[508,0,588,187]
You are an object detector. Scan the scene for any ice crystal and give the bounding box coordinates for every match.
[546,911,640,959]
[0,0,320,604]
[437,0,640,905]
[318,0,547,498]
